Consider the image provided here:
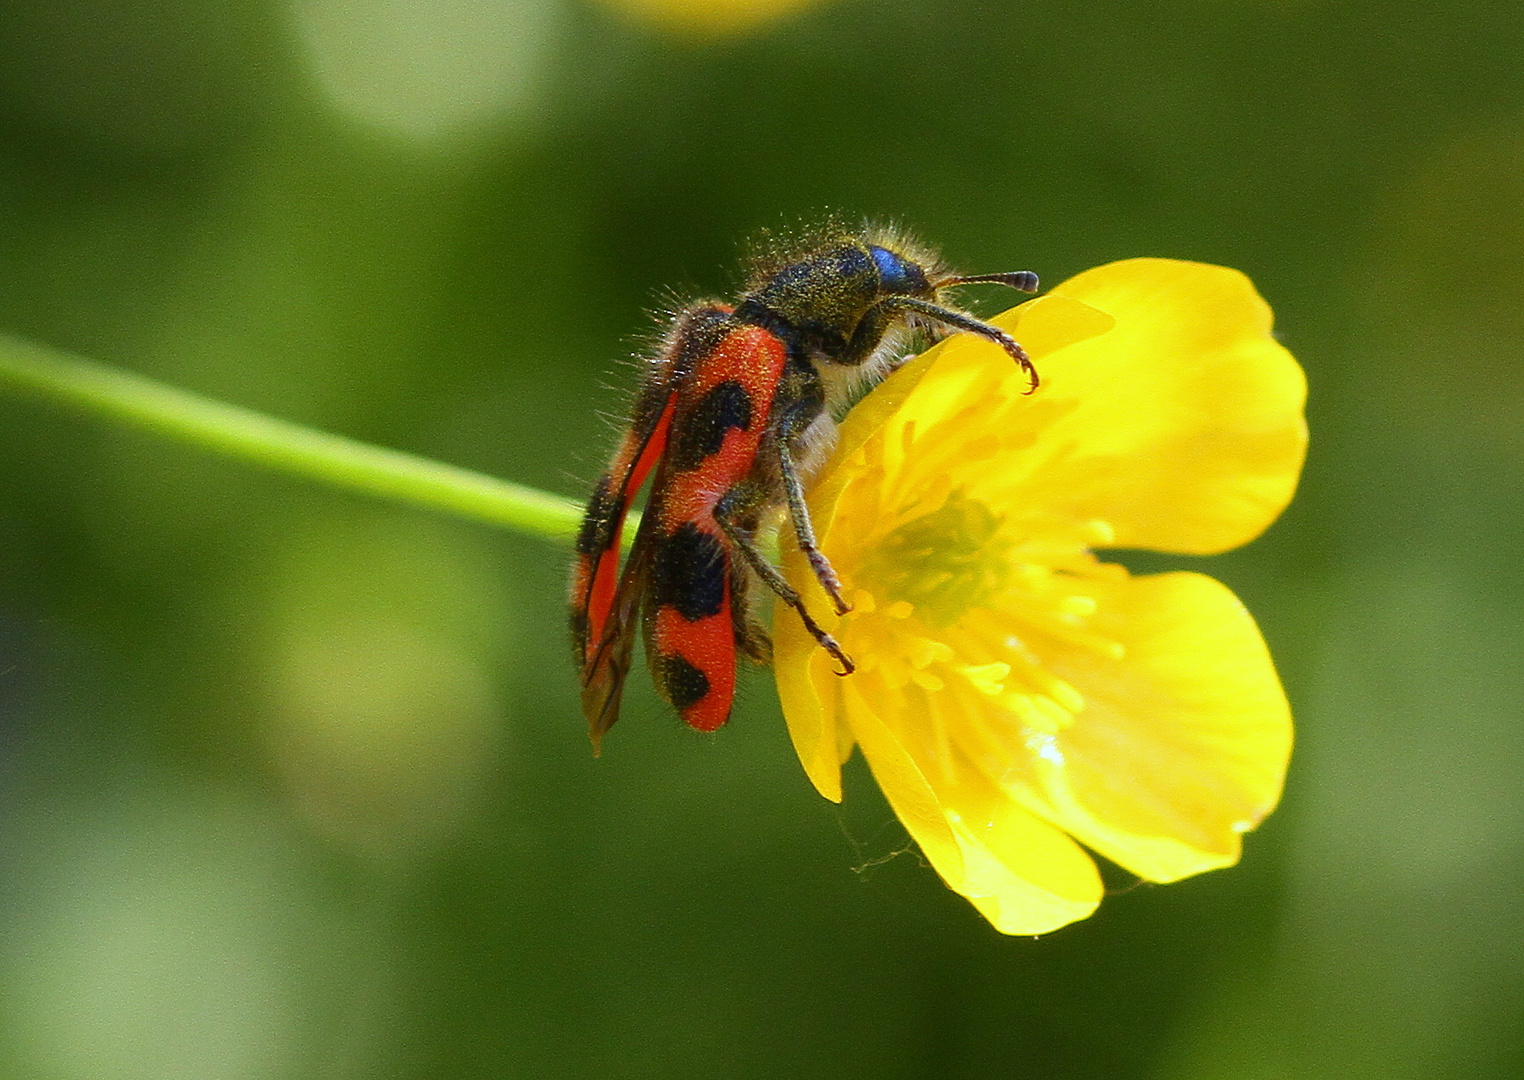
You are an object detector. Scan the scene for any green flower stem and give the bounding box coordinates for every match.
[0,331,595,544]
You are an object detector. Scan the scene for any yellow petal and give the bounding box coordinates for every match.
[844,680,1103,934]
[979,259,1307,555]
[775,606,844,802]
[951,803,1103,936]
[856,294,1115,474]
[992,292,1120,362]
[840,678,963,881]
[1009,571,1293,882]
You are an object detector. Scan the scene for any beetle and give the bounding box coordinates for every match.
[570,225,1039,750]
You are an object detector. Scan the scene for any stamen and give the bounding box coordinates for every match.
[1010,693,1072,735]
[905,636,955,670]
[1037,624,1127,661]
[959,662,1011,696]
[1047,678,1086,715]
[911,670,945,692]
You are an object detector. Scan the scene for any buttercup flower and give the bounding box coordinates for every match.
[593,0,833,36]
[775,259,1307,934]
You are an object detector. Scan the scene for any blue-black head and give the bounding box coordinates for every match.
[735,226,1041,390]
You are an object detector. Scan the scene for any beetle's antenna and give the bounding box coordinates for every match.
[939,271,1040,293]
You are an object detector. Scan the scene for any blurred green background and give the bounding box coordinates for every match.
[1,0,1522,1077]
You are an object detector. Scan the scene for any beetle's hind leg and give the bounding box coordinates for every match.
[729,558,773,665]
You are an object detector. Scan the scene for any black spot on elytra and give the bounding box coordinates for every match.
[576,474,619,556]
[651,522,726,620]
[669,380,752,471]
[659,653,711,711]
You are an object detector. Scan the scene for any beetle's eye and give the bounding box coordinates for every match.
[868,245,930,296]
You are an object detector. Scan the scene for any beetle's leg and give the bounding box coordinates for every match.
[776,440,850,617]
[714,488,854,677]
[728,551,773,665]
[770,378,851,617]
[838,301,904,367]
[849,296,1040,392]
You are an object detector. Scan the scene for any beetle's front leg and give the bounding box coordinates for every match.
[848,296,1040,391]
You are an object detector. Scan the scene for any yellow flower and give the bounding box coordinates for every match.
[593,0,833,36]
[774,259,1307,935]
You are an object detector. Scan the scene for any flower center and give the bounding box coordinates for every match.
[856,490,1010,627]
[839,484,1126,765]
